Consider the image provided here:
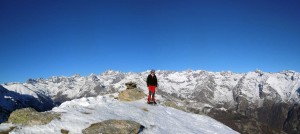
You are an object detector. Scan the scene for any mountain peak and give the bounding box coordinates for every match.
[5,96,238,134]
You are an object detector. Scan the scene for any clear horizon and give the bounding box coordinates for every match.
[1,0,300,84]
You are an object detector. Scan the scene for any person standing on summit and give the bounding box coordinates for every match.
[147,70,158,104]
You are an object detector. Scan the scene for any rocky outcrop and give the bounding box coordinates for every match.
[118,82,146,101]
[0,125,15,134]
[82,119,144,134]
[61,129,69,134]
[0,85,54,123]
[125,82,137,89]
[8,108,60,126]
[162,101,186,112]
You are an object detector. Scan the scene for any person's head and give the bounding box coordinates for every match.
[150,69,155,75]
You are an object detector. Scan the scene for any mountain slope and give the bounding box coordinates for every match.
[7,96,238,134]
[0,85,54,123]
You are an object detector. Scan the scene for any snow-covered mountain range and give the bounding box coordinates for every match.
[1,70,300,133]
[3,70,299,105]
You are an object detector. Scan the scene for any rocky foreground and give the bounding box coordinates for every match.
[1,95,237,134]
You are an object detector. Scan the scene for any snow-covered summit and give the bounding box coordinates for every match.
[7,96,238,134]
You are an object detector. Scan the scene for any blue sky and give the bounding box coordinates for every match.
[0,0,299,83]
